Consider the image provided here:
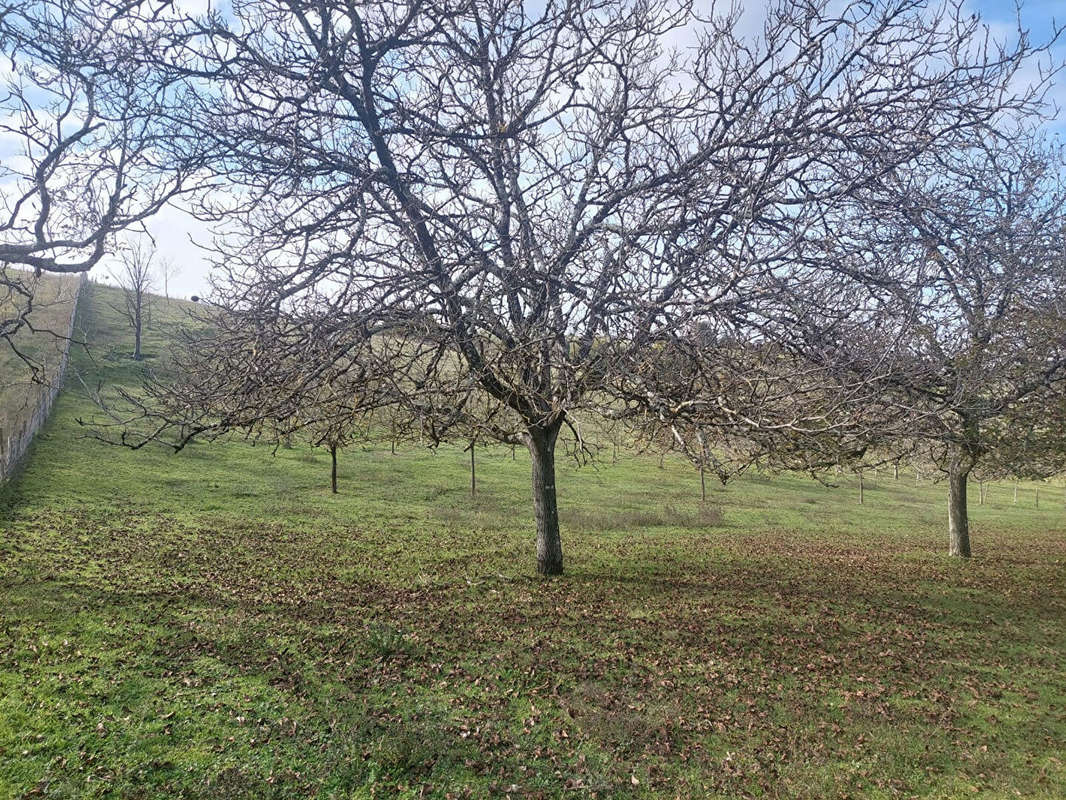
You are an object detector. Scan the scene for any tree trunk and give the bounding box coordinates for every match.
[1013,483,1018,504]
[469,443,476,497]
[330,443,338,494]
[858,472,864,505]
[527,423,563,576]
[700,463,706,502]
[894,462,899,480]
[133,302,143,360]
[948,466,971,558]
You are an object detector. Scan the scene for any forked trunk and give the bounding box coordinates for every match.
[948,465,971,558]
[527,422,563,576]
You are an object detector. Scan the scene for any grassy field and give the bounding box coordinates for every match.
[0,271,81,438]
[1,284,1064,799]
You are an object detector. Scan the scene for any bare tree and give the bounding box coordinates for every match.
[110,240,157,360]
[0,0,189,367]
[294,377,375,494]
[785,132,1066,557]
[107,0,1052,575]
[158,257,180,301]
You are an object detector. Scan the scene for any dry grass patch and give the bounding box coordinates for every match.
[561,502,725,531]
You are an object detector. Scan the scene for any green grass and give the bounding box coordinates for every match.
[1,283,1064,798]
[0,271,80,437]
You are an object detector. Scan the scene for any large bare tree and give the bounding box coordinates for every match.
[866,136,1066,557]
[762,132,1066,557]
[0,0,188,365]
[114,0,1052,574]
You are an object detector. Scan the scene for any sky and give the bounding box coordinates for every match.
[118,0,1066,299]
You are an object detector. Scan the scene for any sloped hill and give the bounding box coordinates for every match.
[1,272,85,483]
[0,272,81,442]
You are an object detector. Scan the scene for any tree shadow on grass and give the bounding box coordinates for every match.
[4,524,1066,799]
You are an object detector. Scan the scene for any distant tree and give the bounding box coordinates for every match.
[110,240,157,360]
[291,378,374,494]
[159,258,180,301]
[113,0,1051,575]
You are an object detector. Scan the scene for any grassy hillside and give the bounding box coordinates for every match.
[0,283,1064,799]
[0,271,81,439]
